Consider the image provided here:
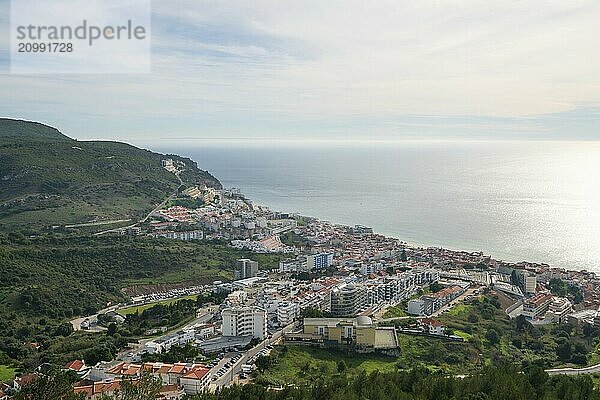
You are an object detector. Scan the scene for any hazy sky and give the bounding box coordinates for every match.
[1,0,600,143]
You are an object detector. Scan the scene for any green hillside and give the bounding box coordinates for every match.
[0,118,221,231]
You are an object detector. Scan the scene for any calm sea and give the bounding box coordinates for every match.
[154,141,600,274]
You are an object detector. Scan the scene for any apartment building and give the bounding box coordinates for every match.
[158,230,203,241]
[407,284,467,316]
[234,259,259,280]
[525,275,537,295]
[98,362,210,396]
[307,252,334,270]
[546,297,572,323]
[522,293,553,320]
[276,301,299,326]
[221,306,267,339]
[330,283,368,316]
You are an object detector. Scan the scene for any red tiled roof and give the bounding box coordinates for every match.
[182,368,209,381]
[16,373,38,386]
[157,365,172,374]
[65,360,85,371]
[421,318,444,327]
[73,385,94,396]
[168,364,185,374]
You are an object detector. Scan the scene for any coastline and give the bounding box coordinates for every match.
[165,142,600,275]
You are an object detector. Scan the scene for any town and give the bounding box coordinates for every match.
[4,170,600,399]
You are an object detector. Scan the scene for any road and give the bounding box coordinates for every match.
[70,305,119,331]
[209,322,297,391]
[546,363,600,376]
[117,307,216,362]
[64,219,132,228]
[95,170,183,235]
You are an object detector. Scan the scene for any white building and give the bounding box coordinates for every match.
[221,306,267,340]
[420,318,445,335]
[546,297,572,323]
[277,302,299,326]
[180,369,211,395]
[256,217,268,228]
[307,252,334,270]
[525,275,537,295]
[330,283,367,316]
[522,293,553,320]
[226,290,248,305]
[195,324,215,339]
[159,230,203,241]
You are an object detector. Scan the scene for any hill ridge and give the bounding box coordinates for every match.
[0,118,221,231]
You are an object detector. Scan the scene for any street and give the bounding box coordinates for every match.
[209,322,297,391]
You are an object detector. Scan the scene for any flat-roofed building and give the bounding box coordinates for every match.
[330,283,367,316]
[221,306,267,340]
[234,259,259,280]
[307,252,334,270]
[525,275,537,295]
[277,301,299,326]
[284,316,398,351]
[546,297,572,323]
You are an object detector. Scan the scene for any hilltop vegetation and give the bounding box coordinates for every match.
[0,118,220,231]
[191,366,600,400]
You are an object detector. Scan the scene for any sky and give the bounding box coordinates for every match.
[1,0,600,144]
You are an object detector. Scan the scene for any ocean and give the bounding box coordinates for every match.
[155,140,600,274]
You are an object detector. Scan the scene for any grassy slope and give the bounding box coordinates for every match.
[0,118,221,231]
[257,346,398,386]
[260,295,600,385]
[0,365,16,383]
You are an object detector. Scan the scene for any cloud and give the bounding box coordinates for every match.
[1,0,600,140]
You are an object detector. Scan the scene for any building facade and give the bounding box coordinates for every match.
[221,306,267,339]
[330,283,367,316]
[285,317,398,350]
[234,259,259,280]
[307,252,334,270]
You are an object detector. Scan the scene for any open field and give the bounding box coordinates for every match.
[382,304,407,318]
[445,304,473,318]
[257,346,398,386]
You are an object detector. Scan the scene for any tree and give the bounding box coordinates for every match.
[54,322,74,337]
[485,328,500,345]
[301,307,324,319]
[255,355,271,372]
[571,352,588,365]
[429,282,443,293]
[549,278,568,297]
[14,371,83,400]
[337,360,347,373]
[556,338,573,362]
[515,315,531,332]
[107,323,118,336]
